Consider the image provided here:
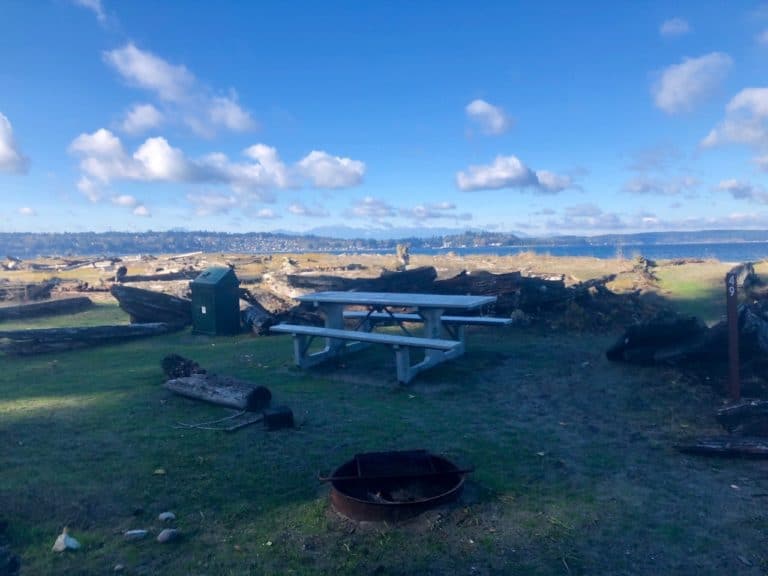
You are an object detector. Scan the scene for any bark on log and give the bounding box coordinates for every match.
[716,400,768,436]
[110,284,192,325]
[675,435,768,457]
[0,322,180,355]
[606,315,707,363]
[0,297,93,320]
[163,373,272,411]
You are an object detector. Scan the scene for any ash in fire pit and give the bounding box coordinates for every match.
[325,450,469,522]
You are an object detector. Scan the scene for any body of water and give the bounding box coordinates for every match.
[409,242,768,262]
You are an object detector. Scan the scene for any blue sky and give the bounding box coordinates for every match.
[2,1,768,237]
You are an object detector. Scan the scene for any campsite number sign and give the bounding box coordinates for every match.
[726,272,739,401]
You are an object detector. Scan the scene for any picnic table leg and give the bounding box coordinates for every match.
[319,303,346,356]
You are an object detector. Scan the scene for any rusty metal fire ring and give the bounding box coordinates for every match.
[325,450,469,522]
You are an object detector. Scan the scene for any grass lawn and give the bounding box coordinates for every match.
[2,294,768,575]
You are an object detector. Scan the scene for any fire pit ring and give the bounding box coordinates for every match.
[326,450,469,522]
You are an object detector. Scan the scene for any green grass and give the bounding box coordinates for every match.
[0,280,766,574]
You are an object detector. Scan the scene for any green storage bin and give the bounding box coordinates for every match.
[190,267,241,335]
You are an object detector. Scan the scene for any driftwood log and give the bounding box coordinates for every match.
[716,400,768,436]
[163,373,272,411]
[0,297,93,320]
[117,270,200,283]
[0,323,180,355]
[287,266,437,293]
[110,284,192,325]
[0,280,57,302]
[675,436,768,457]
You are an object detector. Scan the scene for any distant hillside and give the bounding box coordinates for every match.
[1,229,767,259]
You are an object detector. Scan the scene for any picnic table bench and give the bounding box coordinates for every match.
[270,291,506,384]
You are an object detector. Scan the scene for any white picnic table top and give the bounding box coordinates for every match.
[295,291,496,310]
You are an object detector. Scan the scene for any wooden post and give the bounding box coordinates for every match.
[726,271,739,401]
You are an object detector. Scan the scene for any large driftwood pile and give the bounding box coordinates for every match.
[287,265,437,292]
[0,323,180,355]
[110,284,192,325]
[0,279,58,302]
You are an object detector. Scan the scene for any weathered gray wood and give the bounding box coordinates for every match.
[117,270,199,283]
[342,310,512,326]
[0,279,58,302]
[676,435,768,457]
[287,266,437,292]
[163,373,271,411]
[0,297,93,320]
[270,323,460,350]
[110,284,192,325]
[0,322,179,355]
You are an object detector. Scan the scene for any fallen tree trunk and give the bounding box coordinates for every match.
[117,270,199,283]
[0,322,180,355]
[675,436,768,457]
[163,373,272,411]
[0,297,93,320]
[287,266,437,293]
[0,280,58,302]
[110,284,192,325]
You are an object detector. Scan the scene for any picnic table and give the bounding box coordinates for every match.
[270,291,510,384]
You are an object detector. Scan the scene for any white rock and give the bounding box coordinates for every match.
[157,528,179,544]
[157,512,176,522]
[52,527,80,552]
[123,529,149,541]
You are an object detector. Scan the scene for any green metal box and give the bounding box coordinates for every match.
[190,267,241,335]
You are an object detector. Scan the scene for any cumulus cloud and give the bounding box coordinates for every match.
[133,205,150,217]
[121,103,163,135]
[545,204,624,230]
[104,43,256,136]
[347,197,397,220]
[68,129,365,202]
[111,194,139,207]
[701,87,768,162]
[297,151,365,189]
[18,206,36,216]
[255,208,279,219]
[288,202,329,217]
[659,18,690,37]
[717,179,768,202]
[652,52,732,114]
[0,113,28,173]
[456,155,571,193]
[72,0,105,22]
[465,99,512,135]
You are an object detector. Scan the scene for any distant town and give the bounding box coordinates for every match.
[1,229,767,259]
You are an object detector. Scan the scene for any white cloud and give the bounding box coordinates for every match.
[18,206,36,216]
[348,197,397,219]
[121,103,163,135]
[288,202,329,217]
[103,43,256,137]
[465,99,512,135]
[546,204,624,230]
[208,93,256,132]
[701,87,768,156]
[652,52,732,114]
[255,208,279,219]
[717,179,768,202]
[456,154,571,193]
[400,202,472,221]
[297,151,365,188]
[623,175,698,195]
[111,194,138,207]
[133,205,150,217]
[69,129,364,207]
[0,113,28,173]
[72,0,105,22]
[659,18,690,37]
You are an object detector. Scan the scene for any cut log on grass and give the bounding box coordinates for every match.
[0,297,93,320]
[0,323,180,355]
[675,436,768,457]
[716,399,768,436]
[110,284,192,325]
[164,373,272,411]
